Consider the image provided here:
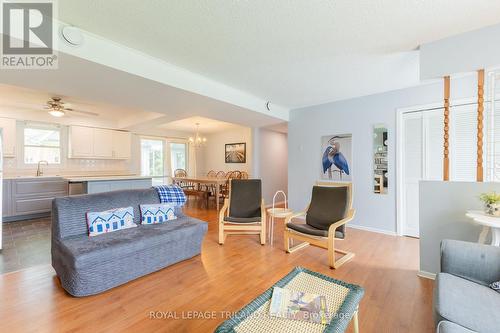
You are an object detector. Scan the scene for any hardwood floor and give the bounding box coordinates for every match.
[0,202,434,333]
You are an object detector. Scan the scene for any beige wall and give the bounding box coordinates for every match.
[196,126,252,176]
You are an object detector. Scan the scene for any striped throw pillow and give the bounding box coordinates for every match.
[140,203,177,225]
[86,207,136,237]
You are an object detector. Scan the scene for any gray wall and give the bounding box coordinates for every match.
[258,128,288,204]
[419,181,499,275]
[288,75,477,233]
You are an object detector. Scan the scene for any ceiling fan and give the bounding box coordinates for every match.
[45,97,98,117]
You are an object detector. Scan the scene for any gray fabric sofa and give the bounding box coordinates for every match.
[51,188,208,297]
[434,240,500,333]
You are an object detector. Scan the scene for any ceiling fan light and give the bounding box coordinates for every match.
[48,110,65,117]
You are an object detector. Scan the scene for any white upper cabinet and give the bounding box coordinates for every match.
[93,128,113,158]
[0,118,17,157]
[112,131,131,159]
[69,126,93,158]
[69,126,131,160]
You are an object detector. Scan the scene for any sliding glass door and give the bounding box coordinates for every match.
[169,142,188,176]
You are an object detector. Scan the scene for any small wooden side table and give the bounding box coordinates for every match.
[466,210,500,246]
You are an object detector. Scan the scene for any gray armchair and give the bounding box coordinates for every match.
[434,240,500,333]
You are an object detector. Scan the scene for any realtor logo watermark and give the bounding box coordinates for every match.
[1,0,58,69]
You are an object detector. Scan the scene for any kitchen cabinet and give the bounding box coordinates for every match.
[0,118,17,157]
[3,177,69,221]
[68,126,131,160]
[68,125,93,158]
[93,128,113,158]
[112,131,131,159]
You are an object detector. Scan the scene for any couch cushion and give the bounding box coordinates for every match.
[437,321,477,333]
[140,203,177,224]
[57,217,205,269]
[53,188,164,239]
[435,273,500,333]
[87,207,136,236]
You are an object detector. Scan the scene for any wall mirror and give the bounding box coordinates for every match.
[373,124,388,194]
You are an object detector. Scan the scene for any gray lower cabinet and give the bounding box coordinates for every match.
[3,177,69,221]
[85,179,152,194]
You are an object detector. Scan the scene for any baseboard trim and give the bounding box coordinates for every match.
[417,271,436,280]
[3,212,51,223]
[347,224,397,236]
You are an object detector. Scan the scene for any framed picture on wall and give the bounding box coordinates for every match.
[320,134,352,181]
[225,143,246,163]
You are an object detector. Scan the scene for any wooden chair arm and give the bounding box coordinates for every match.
[219,199,229,223]
[328,209,356,235]
[285,210,307,224]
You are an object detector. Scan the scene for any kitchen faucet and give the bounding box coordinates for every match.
[36,160,49,177]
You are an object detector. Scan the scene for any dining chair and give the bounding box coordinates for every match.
[173,169,194,189]
[204,170,217,193]
[219,179,266,245]
[284,182,355,269]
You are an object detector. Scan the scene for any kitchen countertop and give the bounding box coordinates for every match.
[3,175,154,182]
[65,175,153,182]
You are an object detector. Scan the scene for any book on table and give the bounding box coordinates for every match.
[269,287,329,324]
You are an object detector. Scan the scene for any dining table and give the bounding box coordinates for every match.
[171,176,228,211]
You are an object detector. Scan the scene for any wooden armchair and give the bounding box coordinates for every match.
[284,182,355,269]
[219,179,266,245]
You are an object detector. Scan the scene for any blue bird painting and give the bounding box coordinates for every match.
[322,136,350,180]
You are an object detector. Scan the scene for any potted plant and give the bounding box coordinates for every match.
[479,192,500,216]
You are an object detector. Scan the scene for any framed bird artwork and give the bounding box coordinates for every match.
[320,134,352,181]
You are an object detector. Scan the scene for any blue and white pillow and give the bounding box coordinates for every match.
[491,281,500,293]
[154,185,187,206]
[86,207,136,237]
[140,203,177,225]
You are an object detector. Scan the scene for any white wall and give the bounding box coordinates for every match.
[196,126,252,176]
[258,128,288,204]
[419,181,498,276]
[288,75,477,234]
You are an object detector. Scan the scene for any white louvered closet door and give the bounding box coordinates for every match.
[402,113,423,237]
[449,104,478,181]
[402,109,445,237]
[424,109,444,181]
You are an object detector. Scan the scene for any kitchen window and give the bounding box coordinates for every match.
[24,126,61,164]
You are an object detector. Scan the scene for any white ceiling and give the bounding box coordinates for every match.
[0,83,160,122]
[160,116,241,134]
[0,52,286,134]
[58,0,500,108]
[0,83,244,136]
